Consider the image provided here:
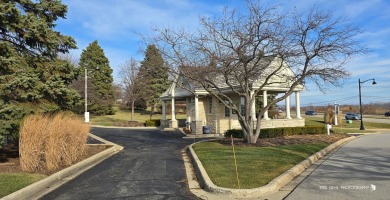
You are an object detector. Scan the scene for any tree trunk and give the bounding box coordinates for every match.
[131,100,135,121]
[243,118,262,144]
[247,129,258,144]
[149,105,154,120]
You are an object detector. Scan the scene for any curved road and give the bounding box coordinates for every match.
[40,127,202,200]
[286,133,390,200]
[311,113,390,124]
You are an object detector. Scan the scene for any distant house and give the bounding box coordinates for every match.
[160,57,305,134]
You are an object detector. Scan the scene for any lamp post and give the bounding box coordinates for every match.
[84,68,89,123]
[358,78,377,130]
[334,103,339,126]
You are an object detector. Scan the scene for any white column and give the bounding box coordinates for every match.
[229,105,233,129]
[263,90,270,120]
[162,101,166,120]
[295,91,302,119]
[285,94,292,119]
[194,95,199,121]
[171,97,176,121]
[250,91,256,120]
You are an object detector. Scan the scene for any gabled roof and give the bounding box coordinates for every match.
[161,57,303,99]
[160,76,195,100]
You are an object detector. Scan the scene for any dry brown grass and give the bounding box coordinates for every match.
[308,103,390,115]
[19,113,90,173]
[323,109,342,125]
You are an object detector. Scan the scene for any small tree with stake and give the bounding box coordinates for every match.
[119,58,146,121]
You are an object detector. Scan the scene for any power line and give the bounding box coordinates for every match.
[301,96,358,106]
[300,95,390,106]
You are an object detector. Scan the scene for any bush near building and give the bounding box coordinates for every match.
[225,126,327,139]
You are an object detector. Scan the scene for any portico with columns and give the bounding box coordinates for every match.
[160,57,305,134]
[160,86,304,134]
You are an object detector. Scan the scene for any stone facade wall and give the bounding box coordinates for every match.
[184,94,305,134]
[226,118,305,133]
[259,118,305,129]
[205,96,216,133]
[186,96,208,134]
[191,120,204,134]
[198,97,207,124]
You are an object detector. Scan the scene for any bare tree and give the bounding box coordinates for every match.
[119,58,145,121]
[58,53,80,67]
[150,1,364,143]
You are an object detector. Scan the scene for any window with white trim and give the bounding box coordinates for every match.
[208,97,212,113]
[224,100,230,117]
[240,96,246,116]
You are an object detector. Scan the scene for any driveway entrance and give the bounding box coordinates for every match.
[40,127,201,200]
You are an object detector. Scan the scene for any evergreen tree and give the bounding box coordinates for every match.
[79,41,115,115]
[0,0,78,143]
[139,44,169,118]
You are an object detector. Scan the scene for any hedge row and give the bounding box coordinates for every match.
[224,126,327,139]
[145,119,161,127]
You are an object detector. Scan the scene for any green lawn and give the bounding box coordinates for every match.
[89,107,186,126]
[0,173,47,198]
[192,142,329,189]
[304,116,390,133]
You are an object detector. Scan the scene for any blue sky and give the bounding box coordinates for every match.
[56,0,390,107]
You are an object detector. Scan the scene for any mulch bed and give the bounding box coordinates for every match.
[112,121,145,127]
[0,147,22,173]
[218,134,350,147]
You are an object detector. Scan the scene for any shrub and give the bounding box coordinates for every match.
[224,129,245,138]
[260,126,326,138]
[145,119,161,127]
[224,126,326,139]
[19,112,90,173]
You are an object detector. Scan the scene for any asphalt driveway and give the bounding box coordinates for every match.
[40,127,201,200]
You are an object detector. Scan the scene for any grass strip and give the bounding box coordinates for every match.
[0,173,47,198]
[192,142,328,189]
[89,107,186,126]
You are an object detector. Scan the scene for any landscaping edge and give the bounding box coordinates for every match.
[2,133,124,200]
[187,136,356,196]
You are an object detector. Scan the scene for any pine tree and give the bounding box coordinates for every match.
[0,0,79,143]
[139,44,169,118]
[79,41,115,115]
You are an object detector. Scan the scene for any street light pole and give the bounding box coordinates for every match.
[84,68,89,123]
[334,103,339,126]
[358,78,377,130]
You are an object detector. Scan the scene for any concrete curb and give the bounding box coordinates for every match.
[91,125,158,130]
[2,133,124,200]
[188,136,356,197]
[172,127,223,139]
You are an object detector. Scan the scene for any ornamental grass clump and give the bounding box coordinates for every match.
[19,113,90,173]
[324,109,341,125]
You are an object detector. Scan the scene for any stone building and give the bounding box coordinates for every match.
[160,58,305,134]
